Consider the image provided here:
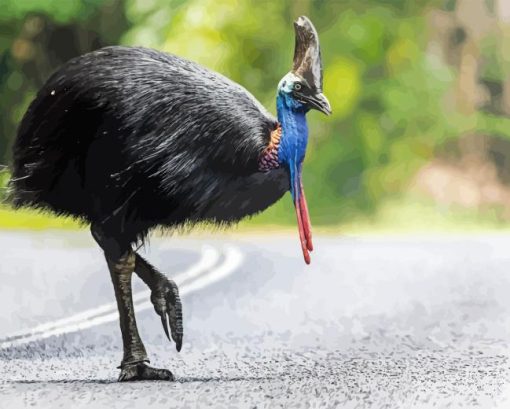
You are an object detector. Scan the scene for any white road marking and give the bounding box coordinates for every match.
[135,245,243,309]
[132,245,220,303]
[0,245,243,349]
[0,244,224,348]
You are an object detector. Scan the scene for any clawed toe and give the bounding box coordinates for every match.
[151,278,183,352]
[118,362,174,382]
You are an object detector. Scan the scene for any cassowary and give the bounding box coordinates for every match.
[8,16,331,381]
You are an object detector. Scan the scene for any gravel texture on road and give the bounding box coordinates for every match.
[0,232,509,408]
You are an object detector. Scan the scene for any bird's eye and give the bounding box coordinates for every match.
[294,83,302,91]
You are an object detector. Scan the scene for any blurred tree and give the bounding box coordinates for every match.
[0,0,129,164]
[121,0,456,223]
[3,0,510,224]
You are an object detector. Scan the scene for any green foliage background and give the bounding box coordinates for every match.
[1,0,510,228]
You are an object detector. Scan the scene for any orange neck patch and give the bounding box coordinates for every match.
[258,124,282,172]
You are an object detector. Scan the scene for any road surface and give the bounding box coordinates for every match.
[0,231,509,408]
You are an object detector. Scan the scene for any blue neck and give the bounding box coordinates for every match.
[276,92,309,199]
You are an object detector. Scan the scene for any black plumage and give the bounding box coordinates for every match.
[8,16,329,381]
[10,46,288,243]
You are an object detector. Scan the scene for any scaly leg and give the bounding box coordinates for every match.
[91,224,174,381]
[134,254,183,351]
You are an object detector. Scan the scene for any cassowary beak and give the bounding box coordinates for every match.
[299,92,331,115]
[292,16,331,116]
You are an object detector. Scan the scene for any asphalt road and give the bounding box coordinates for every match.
[1,231,510,408]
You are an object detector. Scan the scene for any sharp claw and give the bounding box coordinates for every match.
[170,312,183,352]
[168,309,183,352]
[149,278,183,351]
[166,282,183,352]
[160,315,171,342]
[175,334,182,352]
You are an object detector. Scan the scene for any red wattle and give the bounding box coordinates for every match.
[294,197,311,264]
[293,175,313,265]
[299,181,313,252]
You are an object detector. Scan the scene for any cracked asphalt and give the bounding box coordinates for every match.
[0,231,510,408]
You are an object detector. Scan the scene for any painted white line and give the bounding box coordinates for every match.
[135,245,243,310]
[0,245,243,349]
[0,245,220,344]
[132,245,220,303]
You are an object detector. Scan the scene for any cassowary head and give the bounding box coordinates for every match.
[277,16,331,116]
[266,16,331,265]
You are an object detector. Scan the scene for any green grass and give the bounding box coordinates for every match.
[333,199,510,235]
[0,206,82,230]
[239,196,510,235]
[2,196,510,234]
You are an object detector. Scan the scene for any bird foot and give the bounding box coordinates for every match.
[150,276,183,351]
[118,362,174,382]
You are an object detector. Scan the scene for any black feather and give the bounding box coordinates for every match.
[9,46,288,243]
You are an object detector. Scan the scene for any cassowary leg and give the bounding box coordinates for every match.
[134,254,183,351]
[91,224,174,382]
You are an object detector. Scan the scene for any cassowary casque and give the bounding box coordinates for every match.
[9,16,331,381]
